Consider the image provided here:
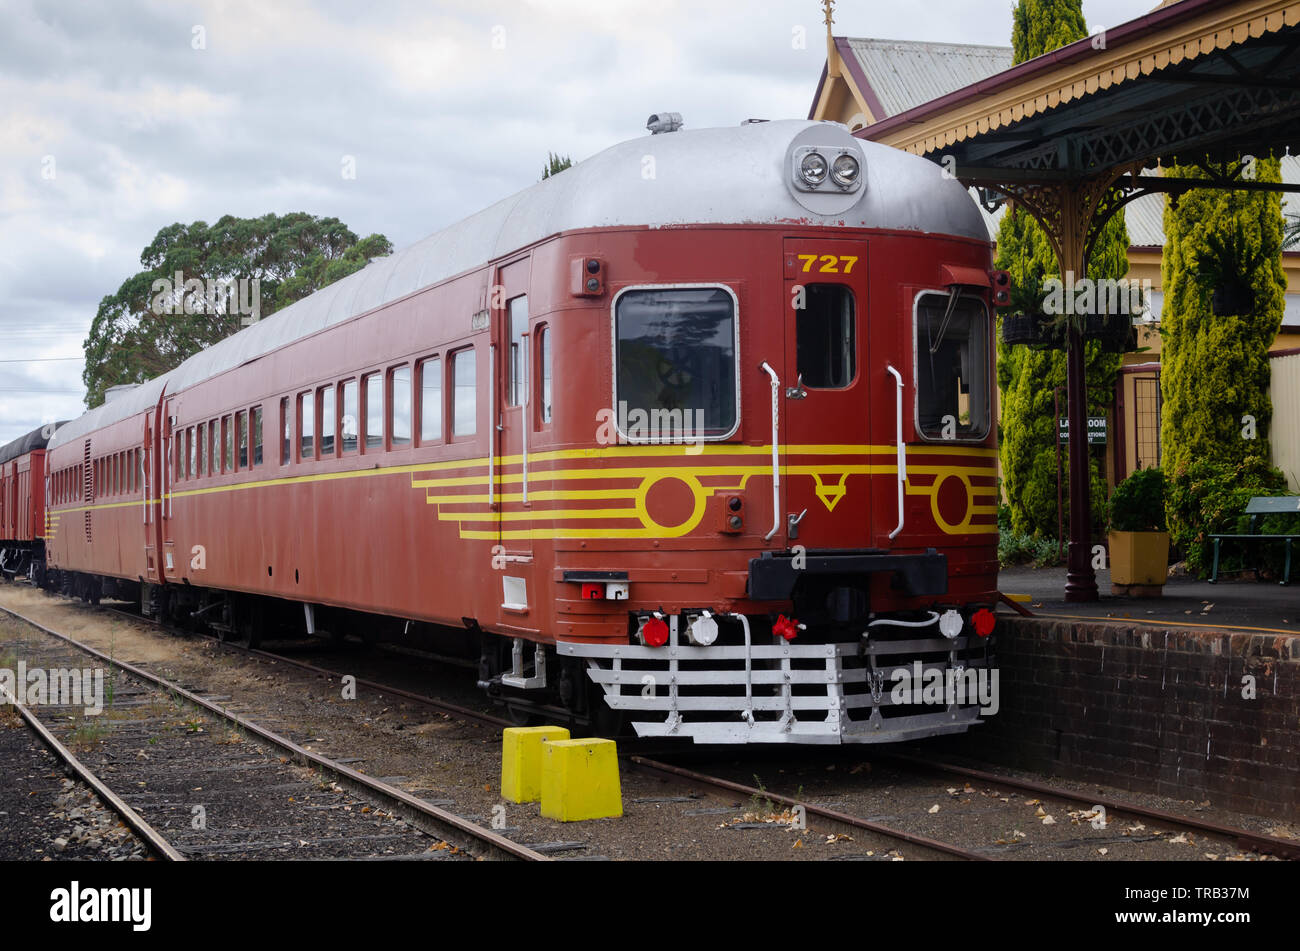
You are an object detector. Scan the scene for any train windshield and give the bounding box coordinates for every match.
[915,292,990,441]
[614,286,737,440]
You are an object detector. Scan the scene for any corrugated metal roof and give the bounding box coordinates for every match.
[842,38,1013,119]
[1126,155,1300,247]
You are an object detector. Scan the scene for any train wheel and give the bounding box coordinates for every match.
[503,702,537,727]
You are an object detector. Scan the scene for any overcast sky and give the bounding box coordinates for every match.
[0,0,1152,444]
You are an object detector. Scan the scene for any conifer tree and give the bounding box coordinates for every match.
[996,0,1128,538]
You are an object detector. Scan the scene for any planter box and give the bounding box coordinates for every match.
[1108,530,1170,588]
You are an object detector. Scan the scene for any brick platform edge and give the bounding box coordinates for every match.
[927,617,1299,821]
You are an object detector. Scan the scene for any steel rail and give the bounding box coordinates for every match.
[627,755,989,861]
[76,598,1300,861]
[882,753,1299,861]
[2,685,184,861]
[0,604,545,862]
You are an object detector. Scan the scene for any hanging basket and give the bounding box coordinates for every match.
[1001,313,1039,345]
[1002,312,1066,350]
[1084,312,1135,352]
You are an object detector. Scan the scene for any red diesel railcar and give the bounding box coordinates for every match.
[45,119,1002,743]
[0,422,64,582]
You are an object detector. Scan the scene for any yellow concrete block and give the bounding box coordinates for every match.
[540,738,623,822]
[501,725,570,803]
[1004,593,1032,603]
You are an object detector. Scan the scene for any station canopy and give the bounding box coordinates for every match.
[851,0,1300,602]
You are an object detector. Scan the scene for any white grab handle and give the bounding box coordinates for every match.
[885,365,906,540]
[759,362,781,542]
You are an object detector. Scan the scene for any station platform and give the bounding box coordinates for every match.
[998,565,1300,636]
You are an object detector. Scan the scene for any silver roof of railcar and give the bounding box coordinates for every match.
[52,119,986,451]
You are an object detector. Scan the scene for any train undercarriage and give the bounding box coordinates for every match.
[31,559,998,745]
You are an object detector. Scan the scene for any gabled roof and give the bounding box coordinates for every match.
[810,39,1013,123]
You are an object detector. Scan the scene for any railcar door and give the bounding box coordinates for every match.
[160,399,178,579]
[143,411,161,584]
[781,238,874,548]
[493,257,538,631]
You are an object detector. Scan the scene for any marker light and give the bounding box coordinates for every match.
[688,613,719,646]
[973,609,996,638]
[799,151,828,187]
[939,609,964,639]
[831,152,860,187]
[641,616,670,647]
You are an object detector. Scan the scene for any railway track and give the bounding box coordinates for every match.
[0,602,545,861]
[4,591,1288,861]
[2,680,183,861]
[93,598,1298,862]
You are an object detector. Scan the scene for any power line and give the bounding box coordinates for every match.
[0,356,84,363]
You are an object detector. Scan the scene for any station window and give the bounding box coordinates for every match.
[364,373,382,451]
[419,358,442,443]
[508,295,528,407]
[252,406,263,466]
[237,410,248,468]
[614,286,737,439]
[280,398,290,467]
[796,284,857,389]
[390,366,412,447]
[299,392,315,460]
[914,292,991,442]
[319,387,335,457]
[538,324,552,423]
[452,348,476,436]
[340,383,358,454]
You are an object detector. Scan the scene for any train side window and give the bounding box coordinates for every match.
[237,410,249,468]
[452,348,476,436]
[208,421,217,476]
[914,293,990,442]
[340,383,358,454]
[796,284,857,389]
[319,386,335,457]
[252,406,264,466]
[508,295,528,406]
[188,428,196,478]
[222,416,233,473]
[419,358,442,444]
[363,373,382,451]
[299,392,315,460]
[538,324,552,423]
[197,423,207,478]
[390,365,412,448]
[280,398,291,466]
[614,285,738,439]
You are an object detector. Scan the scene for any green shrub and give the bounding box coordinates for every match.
[1165,455,1290,576]
[998,530,1064,569]
[1108,467,1167,532]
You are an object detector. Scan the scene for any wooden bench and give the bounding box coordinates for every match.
[1209,496,1300,586]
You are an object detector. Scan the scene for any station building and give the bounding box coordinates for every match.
[809,35,1300,490]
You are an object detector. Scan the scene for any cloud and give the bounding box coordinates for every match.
[0,0,1151,442]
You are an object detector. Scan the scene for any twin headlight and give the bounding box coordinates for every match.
[793,146,862,192]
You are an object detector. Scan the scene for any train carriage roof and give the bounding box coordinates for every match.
[0,421,70,465]
[51,119,985,451]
